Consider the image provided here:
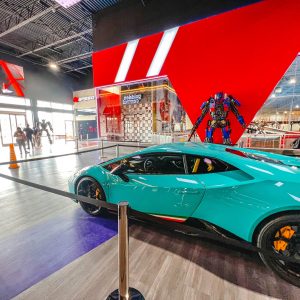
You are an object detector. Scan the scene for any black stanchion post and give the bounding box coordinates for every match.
[101,139,104,157]
[107,202,144,300]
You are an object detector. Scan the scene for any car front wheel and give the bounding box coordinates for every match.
[256,214,300,287]
[76,177,107,216]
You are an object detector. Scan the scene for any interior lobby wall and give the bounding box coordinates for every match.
[0,52,90,104]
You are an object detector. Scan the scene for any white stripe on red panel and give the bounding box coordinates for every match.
[115,39,139,83]
[146,27,179,77]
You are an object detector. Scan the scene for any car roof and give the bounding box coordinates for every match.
[100,142,224,167]
[138,142,227,156]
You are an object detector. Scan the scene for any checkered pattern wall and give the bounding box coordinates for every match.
[122,100,153,143]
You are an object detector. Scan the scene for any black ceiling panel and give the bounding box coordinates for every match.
[93,0,261,51]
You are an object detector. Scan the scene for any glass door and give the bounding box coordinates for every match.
[65,120,75,141]
[16,115,26,129]
[0,114,13,145]
[0,113,26,146]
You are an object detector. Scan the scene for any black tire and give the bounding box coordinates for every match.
[76,177,107,216]
[256,214,300,287]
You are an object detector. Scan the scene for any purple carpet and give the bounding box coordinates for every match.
[0,208,117,299]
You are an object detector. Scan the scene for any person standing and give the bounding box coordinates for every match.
[14,127,28,156]
[33,123,42,148]
[23,124,34,149]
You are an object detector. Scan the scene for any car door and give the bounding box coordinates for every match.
[185,154,255,218]
[108,153,205,220]
[186,154,253,187]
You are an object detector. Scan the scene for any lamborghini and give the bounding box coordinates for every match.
[68,142,300,286]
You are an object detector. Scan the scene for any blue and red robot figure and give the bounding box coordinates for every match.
[188,92,246,145]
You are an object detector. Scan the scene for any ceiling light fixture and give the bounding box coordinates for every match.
[289,78,296,84]
[275,87,282,93]
[49,62,59,70]
[54,0,81,8]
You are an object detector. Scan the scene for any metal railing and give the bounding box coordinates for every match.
[238,133,300,150]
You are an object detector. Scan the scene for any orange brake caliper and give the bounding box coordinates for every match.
[273,226,295,252]
[95,188,100,199]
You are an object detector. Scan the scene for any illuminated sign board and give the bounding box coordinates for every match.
[78,95,95,102]
[122,94,142,105]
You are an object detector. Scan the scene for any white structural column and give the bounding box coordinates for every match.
[115,39,139,83]
[146,27,179,77]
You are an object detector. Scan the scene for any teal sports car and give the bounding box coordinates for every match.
[68,142,300,286]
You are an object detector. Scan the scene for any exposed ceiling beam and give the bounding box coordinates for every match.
[18,29,92,57]
[0,3,60,38]
[65,64,92,73]
[0,39,87,75]
[0,48,43,66]
[54,37,86,49]
[59,63,87,75]
[0,7,14,16]
[56,51,93,65]
[81,36,93,45]
[0,40,48,60]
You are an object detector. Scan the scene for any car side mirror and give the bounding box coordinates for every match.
[111,164,130,182]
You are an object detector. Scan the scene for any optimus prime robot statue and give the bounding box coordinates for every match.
[37,119,53,144]
[188,92,246,145]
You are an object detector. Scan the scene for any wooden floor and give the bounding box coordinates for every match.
[15,224,300,300]
[0,144,299,300]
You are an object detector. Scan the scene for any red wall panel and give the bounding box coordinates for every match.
[93,43,127,88]
[125,32,164,82]
[160,0,300,143]
[93,0,300,144]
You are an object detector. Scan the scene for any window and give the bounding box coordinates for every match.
[25,110,33,126]
[37,101,73,111]
[145,154,185,174]
[37,100,51,108]
[103,153,185,174]
[37,111,74,135]
[0,95,30,106]
[51,102,65,110]
[63,104,73,111]
[103,158,123,172]
[186,155,237,174]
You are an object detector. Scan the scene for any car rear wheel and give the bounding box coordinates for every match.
[76,177,107,216]
[256,214,300,287]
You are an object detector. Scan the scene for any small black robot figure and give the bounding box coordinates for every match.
[188,92,246,145]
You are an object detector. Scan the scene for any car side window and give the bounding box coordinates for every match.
[104,153,185,174]
[186,155,237,174]
[103,159,124,172]
[141,154,185,174]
